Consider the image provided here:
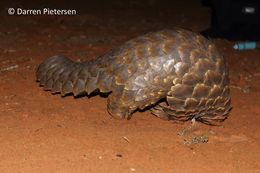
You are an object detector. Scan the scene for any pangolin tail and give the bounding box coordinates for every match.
[36,56,113,96]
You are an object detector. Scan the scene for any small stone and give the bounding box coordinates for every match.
[116,154,123,158]
[130,168,135,171]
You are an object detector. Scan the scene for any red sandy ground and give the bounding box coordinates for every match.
[0,2,260,173]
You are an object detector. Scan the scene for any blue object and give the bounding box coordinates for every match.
[233,42,256,50]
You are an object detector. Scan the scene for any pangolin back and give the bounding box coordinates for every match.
[36,28,232,125]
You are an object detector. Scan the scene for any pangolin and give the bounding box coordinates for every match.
[36,28,232,125]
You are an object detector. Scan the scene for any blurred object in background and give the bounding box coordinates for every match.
[233,41,259,50]
[201,0,260,41]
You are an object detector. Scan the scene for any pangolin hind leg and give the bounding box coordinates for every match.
[107,82,168,119]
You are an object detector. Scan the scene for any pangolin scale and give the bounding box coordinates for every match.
[36,28,232,125]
